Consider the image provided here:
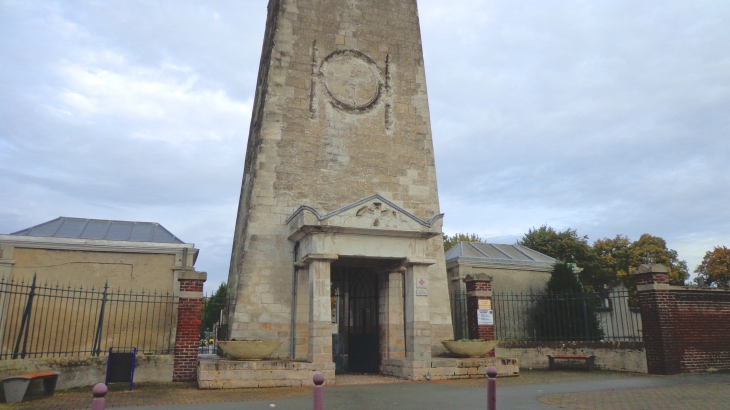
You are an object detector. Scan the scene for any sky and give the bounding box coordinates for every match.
[1,0,729,293]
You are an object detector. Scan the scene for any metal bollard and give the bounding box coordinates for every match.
[312,373,324,410]
[91,383,108,410]
[487,367,497,410]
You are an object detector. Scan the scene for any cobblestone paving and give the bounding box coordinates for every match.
[335,374,407,385]
[0,382,309,410]
[539,382,730,410]
[2,371,724,410]
[438,369,652,388]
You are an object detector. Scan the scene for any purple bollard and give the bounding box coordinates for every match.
[486,367,497,410]
[91,383,108,410]
[312,373,325,410]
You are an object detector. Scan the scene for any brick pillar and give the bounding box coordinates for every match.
[465,273,495,356]
[633,264,678,375]
[173,270,207,382]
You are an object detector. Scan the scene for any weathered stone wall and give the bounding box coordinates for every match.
[496,341,648,373]
[6,248,177,292]
[197,358,335,389]
[228,0,451,358]
[0,355,173,390]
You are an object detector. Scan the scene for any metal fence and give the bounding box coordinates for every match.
[450,293,469,340]
[198,295,233,355]
[450,290,642,342]
[0,275,178,359]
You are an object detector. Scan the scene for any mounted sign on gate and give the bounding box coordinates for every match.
[105,347,137,391]
[477,310,494,326]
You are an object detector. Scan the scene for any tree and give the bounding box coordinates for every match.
[628,234,689,285]
[201,282,228,333]
[533,262,604,341]
[593,235,632,286]
[694,246,730,288]
[518,226,604,291]
[443,232,484,251]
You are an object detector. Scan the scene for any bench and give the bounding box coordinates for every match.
[548,354,596,371]
[2,371,60,403]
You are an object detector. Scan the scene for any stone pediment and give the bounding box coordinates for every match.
[287,194,443,240]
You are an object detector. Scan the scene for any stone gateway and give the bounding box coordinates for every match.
[220,0,475,384]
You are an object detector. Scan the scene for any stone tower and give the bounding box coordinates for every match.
[227,0,452,380]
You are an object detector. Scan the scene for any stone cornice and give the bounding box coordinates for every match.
[286,194,444,228]
[0,234,199,257]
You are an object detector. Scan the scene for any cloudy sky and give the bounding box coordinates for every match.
[2,0,728,292]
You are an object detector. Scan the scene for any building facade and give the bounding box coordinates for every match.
[227,0,452,380]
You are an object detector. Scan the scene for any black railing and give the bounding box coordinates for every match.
[449,290,642,342]
[198,294,233,355]
[450,293,469,340]
[0,275,178,359]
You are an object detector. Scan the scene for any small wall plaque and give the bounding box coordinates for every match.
[478,299,492,310]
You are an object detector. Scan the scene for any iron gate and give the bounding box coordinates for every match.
[331,267,379,373]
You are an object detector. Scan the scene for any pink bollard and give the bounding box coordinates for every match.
[487,367,497,410]
[312,373,325,410]
[91,383,108,410]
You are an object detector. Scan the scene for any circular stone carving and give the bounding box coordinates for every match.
[320,50,382,112]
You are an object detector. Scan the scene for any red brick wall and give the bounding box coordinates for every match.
[465,278,495,355]
[173,279,204,382]
[637,271,730,374]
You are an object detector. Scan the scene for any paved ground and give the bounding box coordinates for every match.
[1,370,729,409]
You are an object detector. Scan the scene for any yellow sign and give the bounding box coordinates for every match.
[478,300,492,310]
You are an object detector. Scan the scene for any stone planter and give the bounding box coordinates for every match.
[441,340,498,358]
[218,340,282,361]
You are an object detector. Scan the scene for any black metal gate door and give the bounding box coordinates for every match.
[331,267,379,373]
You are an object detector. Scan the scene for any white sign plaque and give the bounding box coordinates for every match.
[477,309,494,326]
[416,276,428,296]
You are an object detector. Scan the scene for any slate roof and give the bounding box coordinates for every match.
[445,241,555,266]
[10,217,185,244]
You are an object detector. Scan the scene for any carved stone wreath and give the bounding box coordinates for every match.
[319,49,384,113]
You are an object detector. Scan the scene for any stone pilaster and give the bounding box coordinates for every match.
[383,269,406,361]
[304,253,338,364]
[173,270,206,382]
[465,273,495,355]
[403,261,432,380]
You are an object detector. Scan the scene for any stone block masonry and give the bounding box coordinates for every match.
[226,0,455,380]
[197,358,335,389]
[173,270,207,382]
[634,264,730,374]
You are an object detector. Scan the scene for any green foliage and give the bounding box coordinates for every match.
[443,232,484,251]
[519,226,689,289]
[518,225,604,291]
[545,261,584,293]
[519,226,589,264]
[628,234,689,286]
[201,282,228,333]
[695,246,730,288]
[533,262,604,341]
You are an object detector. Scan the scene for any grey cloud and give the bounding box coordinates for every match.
[2,0,729,289]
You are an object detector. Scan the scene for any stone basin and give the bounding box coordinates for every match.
[218,340,282,361]
[441,340,499,358]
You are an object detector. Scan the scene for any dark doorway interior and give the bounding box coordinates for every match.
[331,266,379,374]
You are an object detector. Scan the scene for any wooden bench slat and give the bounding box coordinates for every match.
[3,371,60,381]
[552,355,588,359]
